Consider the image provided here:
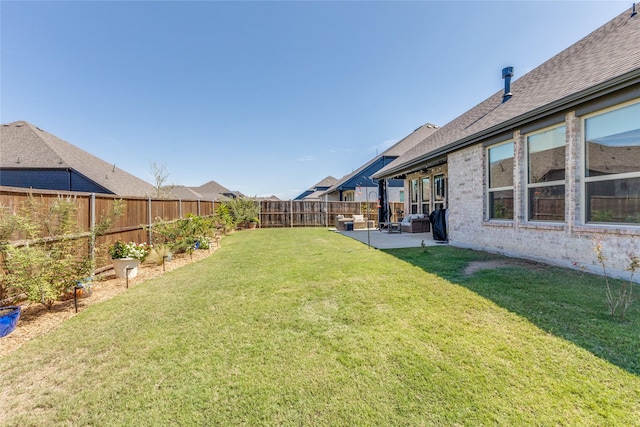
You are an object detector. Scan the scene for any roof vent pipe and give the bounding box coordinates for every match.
[502,67,514,103]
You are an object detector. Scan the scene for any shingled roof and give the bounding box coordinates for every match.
[295,176,338,200]
[1,121,155,197]
[325,122,438,193]
[375,6,640,178]
[191,180,242,200]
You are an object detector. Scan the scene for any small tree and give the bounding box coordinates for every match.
[0,195,124,308]
[593,237,639,320]
[150,162,173,199]
[214,204,235,234]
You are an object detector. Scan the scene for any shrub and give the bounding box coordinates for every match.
[1,196,92,308]
[593,237,639,320]
[219,197,259,229]
[149,214,217,254]
[145,245,172,266]
[0,196,124,308]
[214,204,234,234]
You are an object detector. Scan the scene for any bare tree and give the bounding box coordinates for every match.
[150,162,173,199]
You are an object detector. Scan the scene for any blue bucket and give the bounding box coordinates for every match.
[0,306,21,338]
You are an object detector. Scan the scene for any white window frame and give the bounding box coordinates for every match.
[486,140,515,221]
[342,190,355,202]
[421,176,431,214]
[409,178,419,214]
[581,98,640,225]
[525,123,567,223]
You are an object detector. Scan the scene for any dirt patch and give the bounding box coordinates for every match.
[463,258,545,276]
[0,248,216,359]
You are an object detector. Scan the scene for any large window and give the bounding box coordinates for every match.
[421,177,431,214]
[487,141,514,220]
[433,174,446,211]
[527,125,566,222]
[584,101,640,224]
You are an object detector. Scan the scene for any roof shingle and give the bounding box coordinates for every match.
[376,6,640,178]
[1,121,155,197]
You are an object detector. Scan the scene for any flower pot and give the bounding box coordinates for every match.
[0,306,21,338]
[112,258,140,279]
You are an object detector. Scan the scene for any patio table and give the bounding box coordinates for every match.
[379,222,401,234]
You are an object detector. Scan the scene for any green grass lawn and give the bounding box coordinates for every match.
[1,228,639,426]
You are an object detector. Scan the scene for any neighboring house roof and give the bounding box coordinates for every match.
[0,121,155,197]
[256,195,282,201]
[297,190,327,200]
[324,123,439,193]
[191,180,242,200]
[314,175,339,189]
[375,7,640,178]
[295,175,338,200]
[165,185,204,200]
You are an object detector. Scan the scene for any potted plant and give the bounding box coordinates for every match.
[108,240,150,279]
[0,306,21,337]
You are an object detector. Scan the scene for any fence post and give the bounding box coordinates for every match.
[90,193,96,276]
[179,199,182,219]
[197,199,201,216]
[290,199,293,228]
[325,196,328,228]
[148,196,153,245]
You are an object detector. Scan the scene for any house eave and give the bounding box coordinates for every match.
[375,69,640,179]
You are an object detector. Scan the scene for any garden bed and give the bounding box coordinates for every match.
[0,248,215,358]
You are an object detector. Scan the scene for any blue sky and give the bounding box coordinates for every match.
[1,1,630,199]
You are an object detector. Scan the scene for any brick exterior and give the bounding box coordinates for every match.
[447,109,639,281]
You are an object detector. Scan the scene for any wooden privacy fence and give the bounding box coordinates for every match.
[0,187,406,238]
[0,187,216,244]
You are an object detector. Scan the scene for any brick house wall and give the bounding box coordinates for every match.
[447,110,640,281]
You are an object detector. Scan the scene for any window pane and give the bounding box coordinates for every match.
[489,190,514,220]
[421,177,430,202]
[586,177,640,223]
[528,185,565,221]
[585,102,640,177]
[434,175,445,201]
[489,142,514,188]
[528,126,566,183]
[410,179,418,203]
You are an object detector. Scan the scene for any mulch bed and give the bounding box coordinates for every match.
[0,248,216,359]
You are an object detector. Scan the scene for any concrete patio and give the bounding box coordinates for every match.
[335,228,448,249]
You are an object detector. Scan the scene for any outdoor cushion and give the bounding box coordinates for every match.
[401,214,424,224]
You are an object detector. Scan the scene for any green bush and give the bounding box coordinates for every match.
[149,214,217,254]
[214,203,235,234]
[0,196,124,308]
[220,197,259,229]
[1,196,92,308]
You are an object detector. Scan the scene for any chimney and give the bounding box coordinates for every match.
[502,67,514,103]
